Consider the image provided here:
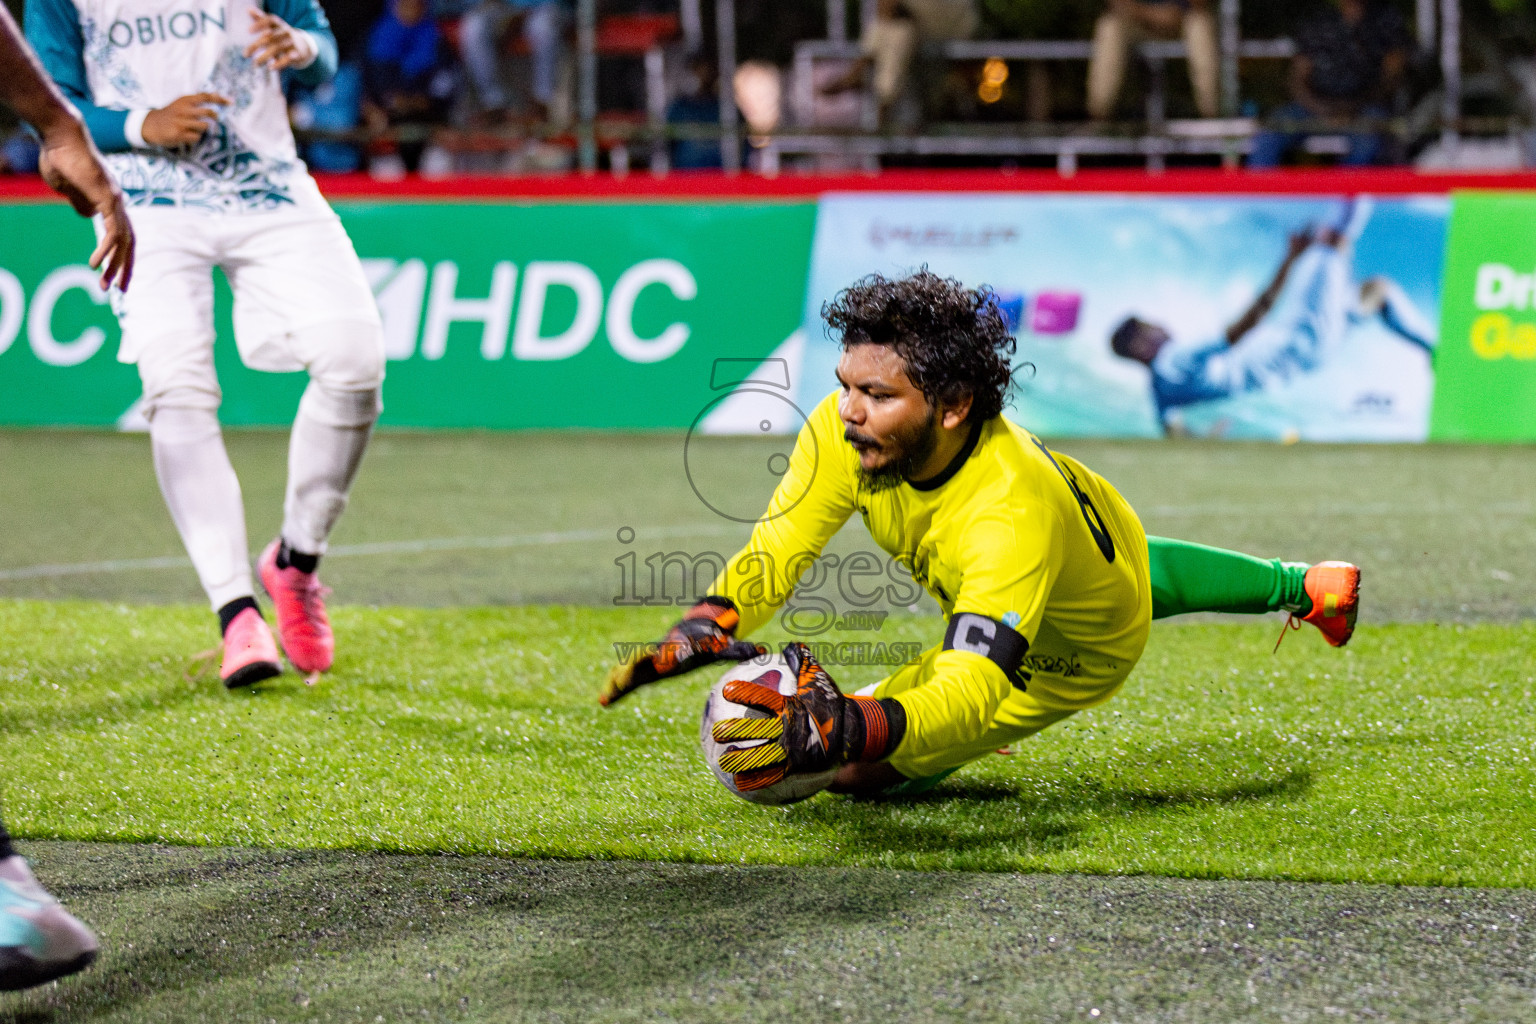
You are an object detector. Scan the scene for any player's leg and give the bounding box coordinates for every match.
[120,213,280,688]
[1086,11,1136,121]
[1149,536,1306,617]
[1286,252,1341,367]
[1247,107,1302,169]
[1238,242,1351,387]
[0,812,99,991]
[1360,276,1437,355]
[861,15,918,114]
[1224,201,1373,394]
[522,2,566,114]
[280,359,380,566]
[225,209,385,675]
[1181,8,1219,118]
[260,319,384,675]
[459,0,513,113]
[147,394,281,688]
[1147,536,1359,646]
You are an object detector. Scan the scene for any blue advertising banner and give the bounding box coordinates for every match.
[798,194,1448,441]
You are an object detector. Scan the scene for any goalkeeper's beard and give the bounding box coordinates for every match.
[845,408,941,492]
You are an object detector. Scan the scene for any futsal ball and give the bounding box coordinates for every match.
[699,651,837,805]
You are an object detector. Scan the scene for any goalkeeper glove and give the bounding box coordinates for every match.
[711,642,907,792]
[601,596,764,706]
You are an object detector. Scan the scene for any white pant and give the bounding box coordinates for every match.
[115,200,385,414]
[108,198,385,611]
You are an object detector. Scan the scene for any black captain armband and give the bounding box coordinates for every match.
[943,612,1032,691]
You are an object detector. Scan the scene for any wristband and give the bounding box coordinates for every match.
[124,109,152,149]
[844,696,907,762]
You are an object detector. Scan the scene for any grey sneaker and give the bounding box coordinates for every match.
[0,855,98,991]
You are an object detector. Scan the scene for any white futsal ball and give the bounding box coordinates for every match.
[699,650,838,805]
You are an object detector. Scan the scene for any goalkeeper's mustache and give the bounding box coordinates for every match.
[843,427,883,453]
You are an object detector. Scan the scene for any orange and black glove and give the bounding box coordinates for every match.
[711,643,906,792]
[600,597,764,706]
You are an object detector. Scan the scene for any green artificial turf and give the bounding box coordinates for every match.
[3,598,1533,886]
[3,431,1535,621]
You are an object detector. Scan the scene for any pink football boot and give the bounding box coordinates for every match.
[257,540,334,675]
[220,607,282,689]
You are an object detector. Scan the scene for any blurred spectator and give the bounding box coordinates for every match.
[0,129,38,174]
[458,0,570,122]
[667,54,722,169]
[363,0,459,172]
[822,0,979,125]
[319,0,387,62]
[1248,0,1410,168]
[1087,0,1217,121]
[734,60,783,136]
[291,64,365,173]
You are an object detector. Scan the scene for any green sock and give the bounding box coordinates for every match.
[1147,537,1311,620]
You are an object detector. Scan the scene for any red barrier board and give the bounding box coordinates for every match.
[3,167,1536,203]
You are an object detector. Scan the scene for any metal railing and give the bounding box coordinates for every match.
[342,0,1476,176]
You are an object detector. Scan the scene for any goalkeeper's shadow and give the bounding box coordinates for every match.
[791,762,1313,859]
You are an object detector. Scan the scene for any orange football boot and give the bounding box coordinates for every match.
[1293,561,1361,648]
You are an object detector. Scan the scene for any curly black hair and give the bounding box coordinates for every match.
[822,269,1017,422]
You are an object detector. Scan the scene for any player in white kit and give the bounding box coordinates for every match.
[28,0,386,687]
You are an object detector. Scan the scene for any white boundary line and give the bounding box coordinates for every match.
[4,501,1530,582]
[0,523,743,581]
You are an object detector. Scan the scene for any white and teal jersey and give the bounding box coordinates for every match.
[26,0,339,212]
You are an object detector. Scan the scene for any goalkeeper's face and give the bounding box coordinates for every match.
[836,343,948,488]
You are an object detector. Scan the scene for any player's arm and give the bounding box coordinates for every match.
[22,0,142,153]
[27,0,233,151]
[3,4,133,290]
[600,394,858,706]
[1224,229,1310,346]
[885,511,1060,778]
[708,395,859,637]
[253,0,340,88]
[0,5,73,129]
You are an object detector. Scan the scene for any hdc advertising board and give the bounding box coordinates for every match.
[0,202,816,429]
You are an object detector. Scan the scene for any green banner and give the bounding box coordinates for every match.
[1431,192,1536,441]
[0,201,816,429]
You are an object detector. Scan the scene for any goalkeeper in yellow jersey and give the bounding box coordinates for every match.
[601,270,1360,797]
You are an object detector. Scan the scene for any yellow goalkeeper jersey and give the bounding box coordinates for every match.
[710,390,1152,776]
